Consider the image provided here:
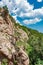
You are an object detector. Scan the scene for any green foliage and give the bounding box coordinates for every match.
[2,59,8,65]
[14,60,17,65]
[3,5,9,14]
[35,58,43,65]
[27,33,43,65]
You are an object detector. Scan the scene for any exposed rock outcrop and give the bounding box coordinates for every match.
[0,8,29,65]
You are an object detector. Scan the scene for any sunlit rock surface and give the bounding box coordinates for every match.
[0,8,29,65]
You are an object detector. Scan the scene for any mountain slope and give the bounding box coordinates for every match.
[0,6,43,65]
[10,15,43,65]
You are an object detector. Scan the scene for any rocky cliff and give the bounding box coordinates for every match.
[0,7,29,65]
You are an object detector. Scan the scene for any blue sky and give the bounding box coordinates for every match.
[0,0,43,33]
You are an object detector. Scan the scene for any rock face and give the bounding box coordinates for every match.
[16,47,29,65]
[0,8,29,65]
[15,28,28,42]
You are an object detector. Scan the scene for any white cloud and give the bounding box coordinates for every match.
[37,0,42,2]
[20,7,43,19]
[23,18,42,25]
[0,0,43,25]
[0,1,3,7]
[12,0,34,16]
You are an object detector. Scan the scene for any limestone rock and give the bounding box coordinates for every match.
[18,48,29,65]
[0,8,29,65]
[13,47,29,65]
[0,15,16,60]
[0,32,15,59]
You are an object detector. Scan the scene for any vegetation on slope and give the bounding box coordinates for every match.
[10,16,43,65]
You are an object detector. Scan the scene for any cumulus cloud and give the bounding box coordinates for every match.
[20,7,43,19]
[37,0,42,2]
[12,0,34,16]
[0,0,43,25]
[23,18,42,25]
[0,1,3,7]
